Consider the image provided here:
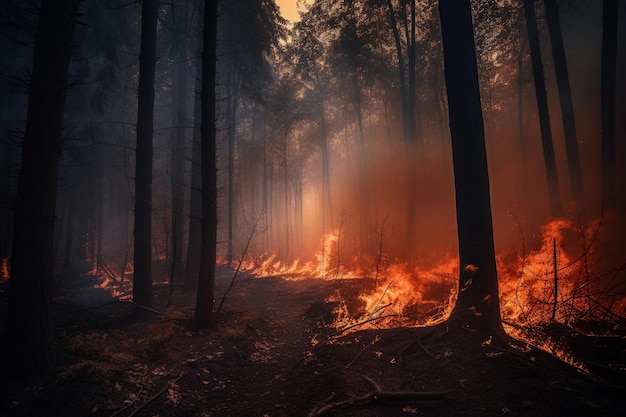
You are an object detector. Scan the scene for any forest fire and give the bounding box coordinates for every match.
[233,216,624,349]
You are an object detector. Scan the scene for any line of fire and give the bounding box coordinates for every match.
[0,1,624,416]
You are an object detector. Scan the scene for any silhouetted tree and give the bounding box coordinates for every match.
[439,0,506,340]
[523,0,561,217]
[544,0,584,203]
[194,0,218,329]
[133,0,159,312]
[5,0,83,377]
[601,0,618,212]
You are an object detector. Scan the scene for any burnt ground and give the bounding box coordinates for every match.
[1,267,625,417]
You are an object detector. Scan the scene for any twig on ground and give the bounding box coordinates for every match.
[215,212,262,322]
[125,374,184,417]
[315,313,398,346]
[307,372,444,417]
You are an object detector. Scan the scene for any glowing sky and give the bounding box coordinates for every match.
[275,0,303,22]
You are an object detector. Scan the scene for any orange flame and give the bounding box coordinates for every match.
[1,257,9,282]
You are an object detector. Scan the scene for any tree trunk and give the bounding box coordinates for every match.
[194,0,218,329]
[601,0,618,212]
[184,61,203,292]
[438,0,505,339]
[133,0,158,311]
[523,0,561,217]
[544,0,584,203]
[6,0,82,377]
[170,30,189,288]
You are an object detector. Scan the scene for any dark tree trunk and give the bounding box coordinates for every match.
[601,0,618,212]
[5,0,82,377]
[194,0,218,329]
[543,0,584,203]
[523,0,562,217]
[170,31,189,289]
[438,0,505,339]
[226,69,240,264]
[184,61,203,292]
[133,0,158,311]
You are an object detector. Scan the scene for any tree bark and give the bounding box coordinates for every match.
[6,0,82,377]
[523,0,561,217]
[184,61,203,292]
[194,0,218,329]
[169,20,189,288]
[438,0,505,338]
[601,0,618,212]
[133,0,159,311]
[543,0,584,203]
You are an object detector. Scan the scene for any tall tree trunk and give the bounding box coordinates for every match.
[544,0,584,203]
[6,0,82,377]
[439,0,505,340]
[133,0,158,311]
[226,69,241,264]
[315,76,333,233]
[184,61,202,292]
[170,36,189,288]
[601,0,618,212]
[194,0,218,329]
[523,0,561,217]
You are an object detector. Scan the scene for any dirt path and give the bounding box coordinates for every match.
[165,275,350,417]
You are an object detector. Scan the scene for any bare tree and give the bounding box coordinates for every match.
[523,0,561,217]
[601,0,619,212]
[194,0,218,329]
[439,0,506,340]
[133,0,159,312]
[5,0,83,376]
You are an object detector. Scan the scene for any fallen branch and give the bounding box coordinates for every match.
[308,373,443,417]
[125,374,183,417]
[315,313,398,346]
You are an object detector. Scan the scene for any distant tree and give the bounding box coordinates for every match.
[543,0,584,203]
[5,0,83,377]
[438,0,506,340]
[289,11,334,233]
[219,0,285,263]
[600,0,618,212]
[383,0,419,251]
[194,0,218,329]
[133,0,159,312]
[523,0,561,217]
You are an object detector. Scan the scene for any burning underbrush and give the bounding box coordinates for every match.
[87,215,625,374]
[232,216,626,370]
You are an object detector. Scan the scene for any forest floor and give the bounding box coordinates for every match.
[0,266,625,417]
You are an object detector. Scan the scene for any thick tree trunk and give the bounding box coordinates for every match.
[544,0,584,203]
[523,0,561,217]
[601,0,618,212]
[194,0,218,329]
[133,0,158,311]
[5,0,82,377]
[439,0,505,339]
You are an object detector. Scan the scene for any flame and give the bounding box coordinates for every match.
[498,218,606,328]
[1,257,9,282]
[93,262,133,300]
